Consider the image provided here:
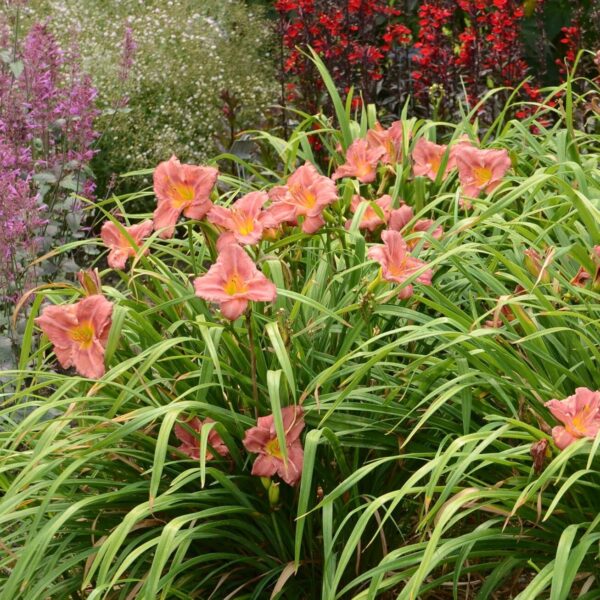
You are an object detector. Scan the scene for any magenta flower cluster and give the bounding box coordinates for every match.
[0,15,98,299]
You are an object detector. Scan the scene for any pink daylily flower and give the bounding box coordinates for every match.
[35,295,113,379]
[455,145,511,198]
[153,155,219,238]
[571,267,591,287]
[346,194,392,231]
[193,244,277,320]
[545,388,600,450]
[367,230,433,299]
[347,195,418,234]
[100,220,154,269]
[208,191,268,246]
[242,406,305,486]
[366,121,403,165]
[174,417,229,460]
[412,137,456,181]
[332,138,384,183]
[263,163,337,234]
[388,204,415,231]
[409,219,444,248]
[387,206,443,249]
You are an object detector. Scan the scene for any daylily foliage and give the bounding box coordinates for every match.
[2,62,600,600]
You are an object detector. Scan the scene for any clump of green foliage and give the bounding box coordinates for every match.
[0,56,599,599]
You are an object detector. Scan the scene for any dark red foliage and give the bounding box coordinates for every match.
[275,0,399,114]
[411,1,458,109]
[275,0,597,123]
[556,25,581,74]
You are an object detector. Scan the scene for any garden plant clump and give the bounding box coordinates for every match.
[1,37,600,600]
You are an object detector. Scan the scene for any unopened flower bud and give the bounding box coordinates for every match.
[592,246,600,290]
[366,270,382,294]
[268,481,280,506]
[262,227,281,241]
[523,248,551,284]
[530,439,550,474]
[77,269,102,296]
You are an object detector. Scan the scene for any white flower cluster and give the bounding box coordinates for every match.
[27,0,277,180]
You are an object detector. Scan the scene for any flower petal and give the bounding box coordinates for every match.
[251,454,278,478]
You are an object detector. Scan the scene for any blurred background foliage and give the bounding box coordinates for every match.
[25,0,278,195]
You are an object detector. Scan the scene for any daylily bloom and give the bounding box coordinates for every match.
[174,417,229,460]
[332,138,383,183]
[346,194,392,231]
[208,191,268,246]
[367,230,433,299]
[242,405,305,486]
[545,387,600,450]
[35,295,113,379]
[153,155,219,238]
[412,137,455,181]
[388,207,443,249]
[571,267,591,287]
[100,220,154,269]
[263,162,337,234]
[455,145,511,198]
[388,204,414,231]
[410,219,443,246]
[366,121,403,165]
[193,244,277,320]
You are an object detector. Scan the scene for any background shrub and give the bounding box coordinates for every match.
[28,0,278,194]
[275,0,600,121]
